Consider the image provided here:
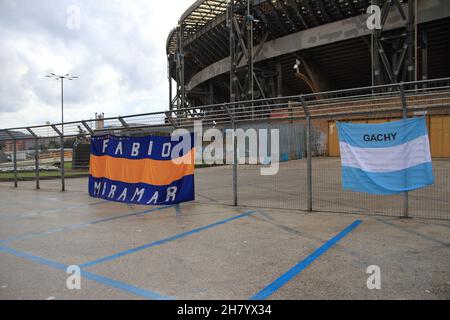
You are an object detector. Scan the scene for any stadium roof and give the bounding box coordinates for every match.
[166,0,373,56]
[167,0,231,55]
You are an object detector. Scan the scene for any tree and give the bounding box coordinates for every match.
[48,140,60,149]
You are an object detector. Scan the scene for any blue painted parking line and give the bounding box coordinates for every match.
[80,210,258,269]
[0,205,175,244]
[249,220,362,300]
[0,245,173,300]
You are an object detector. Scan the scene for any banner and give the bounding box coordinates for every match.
[337,117,434,195]
[89,134,195,205]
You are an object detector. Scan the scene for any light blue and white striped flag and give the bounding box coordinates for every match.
[337,117,435,195]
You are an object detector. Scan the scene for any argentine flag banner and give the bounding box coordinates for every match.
[89,133,195,205]
[337,117,434,195]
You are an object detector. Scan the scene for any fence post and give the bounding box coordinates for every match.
[5,130,18,188]
[301,96,313,212]
[399,83,409,218]
[233,120,238,206]
[60,135,65,192]
[26,128,40,190]
[51,125,65,192]
[118,116,130,129]
[225,105,238,206]
[165,112,177,129]
[13,138,18,188]
[81,121,94,136]
[35,138,40,189]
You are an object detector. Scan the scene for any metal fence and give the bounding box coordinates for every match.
[1,78,449,220]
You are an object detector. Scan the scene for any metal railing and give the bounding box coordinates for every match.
[1,78,449,219]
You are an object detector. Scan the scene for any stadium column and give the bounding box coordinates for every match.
[276,61,283,98]
[406,0,416,82]
[247,0,254,103]
[177,28,180,110]
[179,25,186,112]
[169,65,173,111]
[180,33,185,111]
[372,0,416,84]
[175,25,185,114]
[421,26,428,83]
[371,0,381,86]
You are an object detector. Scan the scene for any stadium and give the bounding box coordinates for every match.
[0,0,449,302]
[165,0,450,159]
[166,0,450,106]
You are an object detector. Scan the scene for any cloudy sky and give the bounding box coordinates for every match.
[0,0,193,127]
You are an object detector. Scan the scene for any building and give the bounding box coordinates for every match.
[166,0,450,157]
[0,131,34,153]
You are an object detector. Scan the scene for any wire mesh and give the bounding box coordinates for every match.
[0,78,449,219]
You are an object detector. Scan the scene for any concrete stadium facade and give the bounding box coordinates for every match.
[166,0,450,110]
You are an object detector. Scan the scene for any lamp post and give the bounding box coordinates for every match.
[45,73,78,191]
[45,73,78,135]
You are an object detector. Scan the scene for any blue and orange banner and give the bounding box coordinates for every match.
[89,134,195,205]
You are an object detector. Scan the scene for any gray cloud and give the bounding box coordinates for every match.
[0,0,192,127]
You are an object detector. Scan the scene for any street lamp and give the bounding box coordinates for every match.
[45,73,78,136]
[45,73,78,192]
